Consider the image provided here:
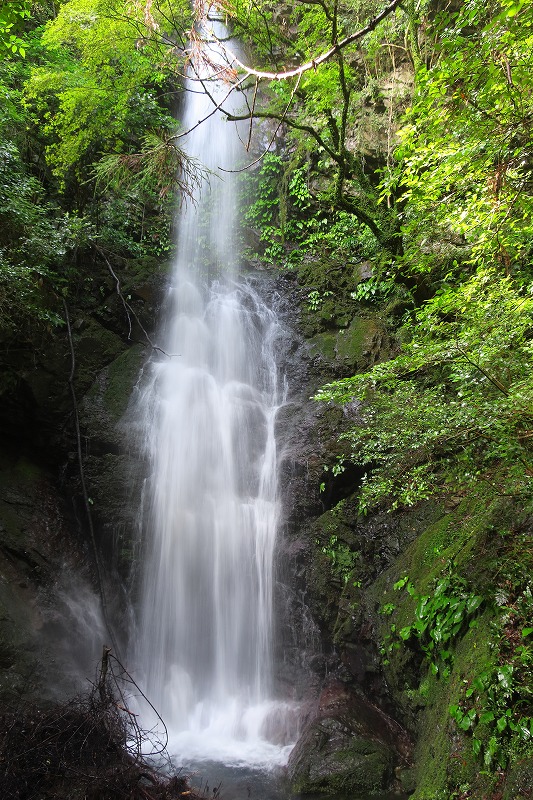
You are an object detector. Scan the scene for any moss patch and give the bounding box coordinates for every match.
[409,612,496,800]
[365,495,533,799]
[307,317,390,374]
[308,331,338,363]
[503,756,533,800]
[81,344,145,450]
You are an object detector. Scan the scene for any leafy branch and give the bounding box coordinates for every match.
[92,130,206,201]
[212,0,403,81]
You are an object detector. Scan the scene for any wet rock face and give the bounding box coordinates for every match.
[265,270,422,792]
[287,679,412,796]
[0,449,105,703]
[0,258,164,702]
[77,343,148,576]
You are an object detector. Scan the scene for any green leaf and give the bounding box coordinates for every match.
[484,736,499,767]
[496,716,508,733]
[466,596,482,614]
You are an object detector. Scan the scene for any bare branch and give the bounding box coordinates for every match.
[94,244,180,359]
[220,72,303,173]
[246,77,259,151]
[225,106,339,161]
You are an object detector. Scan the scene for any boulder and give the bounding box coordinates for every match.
[287,678,412,796]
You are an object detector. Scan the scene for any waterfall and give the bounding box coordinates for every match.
[133,18,294,768]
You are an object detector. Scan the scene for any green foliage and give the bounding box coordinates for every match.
[94,131,204,203]
[0,133,91,331]
[380,514,533,776]
[24,0,189,185]
[243,152,329,266]
[0,0,195,337]
[318,533,359,585]
[316,269,533,513]
[229,0,411,251]
[232,0,533,789]
[351,274,395,304]
[243,153,286,263]
[0,1,30,56]
[309,0,533,528]
[383,564,533,768]
[390,572,483,679]
[243,152,384,271]
[383,0,533,275]
[307,289,333,311]
[0,58,89,334]
[448,580,533,769]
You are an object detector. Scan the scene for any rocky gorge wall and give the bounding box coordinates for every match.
[0,255,162,702]
[1,256,532,800]
[255,268,533,800]
[269,272,418,796]
[269,272,533,800]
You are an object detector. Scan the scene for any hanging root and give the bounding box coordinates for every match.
[0,650,204,800]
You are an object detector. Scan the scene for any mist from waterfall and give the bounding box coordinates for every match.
[132,19,295,768]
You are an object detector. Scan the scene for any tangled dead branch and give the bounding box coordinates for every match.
[0,649,204,800]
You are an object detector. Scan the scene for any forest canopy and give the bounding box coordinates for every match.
[0,0,532,515]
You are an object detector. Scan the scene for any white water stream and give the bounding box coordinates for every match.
[133,19,295,769]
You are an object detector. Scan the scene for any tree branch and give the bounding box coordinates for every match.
[218,0,403,81]
[221,73,303,172]
[226,109,339,162]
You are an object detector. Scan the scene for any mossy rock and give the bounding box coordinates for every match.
[308,330,338,363]
[503,757,533,800]
[306,316,390,374]
[306,504,361,632]
[72,317,128,395]
[335,316,388,370]
[365,496,532,799]
[288,717,394,796]
[81,344,145,452]
[409,613,496,800]
[288,677,411,797]
[81,452,140,552]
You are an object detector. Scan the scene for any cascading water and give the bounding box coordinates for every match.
[133,17,295,770]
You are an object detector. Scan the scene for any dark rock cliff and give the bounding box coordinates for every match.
[0,256,163,702]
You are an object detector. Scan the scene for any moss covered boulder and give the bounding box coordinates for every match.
[287,678,411,796]
[307,315,390,376]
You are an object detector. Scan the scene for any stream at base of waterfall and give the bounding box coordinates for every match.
[130,14,300,776]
